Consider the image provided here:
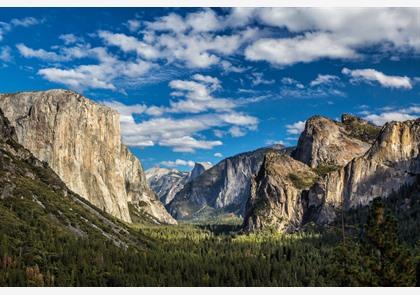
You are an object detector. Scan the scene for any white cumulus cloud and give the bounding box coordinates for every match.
[286,120,306,135]
[342,68,412,89]
[160,159,196,168]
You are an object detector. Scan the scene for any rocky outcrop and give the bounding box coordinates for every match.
[243,152,317,232]
[306,119,420,225]
[146,167,189,205]
[168,145,284,220]
[292,115,375,168]
[0,89,176,224]
[243,115,418,232]
[188,162,212,182]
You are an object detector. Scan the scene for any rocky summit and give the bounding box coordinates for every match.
[243,115,420,232]
[292,115,378,168]
[243,152,317,232]
[0,89,175,225]
[306,118,420,225]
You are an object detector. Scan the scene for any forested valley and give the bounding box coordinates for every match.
[1,182,419,286]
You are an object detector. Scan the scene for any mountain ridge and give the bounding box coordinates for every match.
[244,115,419,232]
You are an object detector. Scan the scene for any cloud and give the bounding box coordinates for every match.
[251,72,275,86]
[10,17,40,27]
[98,30,159,60]
[99,26,251,69]
[105,74,259,152]
[125,19,141,32]
[245,32,357,66]
[214,152,223,158]
[281,77,304,89]
[185,9,223,33]
[286,120,306,135]
[362,105,420,125]
[110,110,256,152]
[160,159,195,168]
[0,46,12,62]
[342,68,412,89]
[37,46,156,92]
[0,17,40,41]
[220,60,247,73]
[265,139,285,146]
[364,112,416,125]
[159,136,222,152]
[240,8,419,67]
[143,10,259,68]
[38,67,116,90]
[167,75,237,114]
[59,33,81,45]
[16,42,105,63]
[146,8,223,34]
[228,126,246,137]
[310,74,340,87]
[280,75,345,98]
[17,43,65,61]
[145,13,188,33]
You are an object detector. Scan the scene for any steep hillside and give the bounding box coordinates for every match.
[0,89,175,225]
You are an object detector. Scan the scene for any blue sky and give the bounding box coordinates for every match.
[0,8,419,170]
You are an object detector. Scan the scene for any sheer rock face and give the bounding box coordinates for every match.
[188,162,212,182]
[168,146,284,220]
[0,89,176,224]
[242,115,418,232]
[307,119,420,225]
[146,162,211,206]
[243,152,317,232]
[292,115,373,168]
[146,167,189,205]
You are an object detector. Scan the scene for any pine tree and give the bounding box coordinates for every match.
[362,197,415,286]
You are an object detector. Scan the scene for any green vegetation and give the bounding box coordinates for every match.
[341,118,381,143]
[288,172,317,189]
[314,163,339,177]
[1,183,418,286]
[331,197,417,286]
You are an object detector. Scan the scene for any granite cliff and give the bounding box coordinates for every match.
[243,152,317,231]
[146,162,211,206]
[0,89,175,224]
[306,119,420,225]
[0,108,143,247]
[292,115,378,168]
[168,145,284,220]
[243,115,418,232]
